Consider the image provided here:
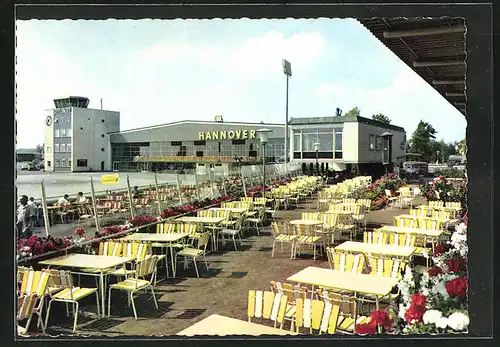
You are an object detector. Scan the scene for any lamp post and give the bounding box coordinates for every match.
[314,142,320,175]
[257,128,272,189]
[282,59,292,176]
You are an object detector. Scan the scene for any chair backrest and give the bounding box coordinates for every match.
[363,231,388,244]
[19,269,51,297]
[394,216,415,228]
[247,290,288,326]
[314,290,358,334]
[294,297,341,334]
[196,232,211,252]
[122,241,150,261]
[17,293,39,321]
[270,281,309,303]
[302,212,319,220]
[368,255,405,278]
[357,199,371,209]
[326,248,365,273]
[385,189,392,197]
[389,232,416,247]
[99,241,123,256]
[134,255,158,283]
[418,218,440,230]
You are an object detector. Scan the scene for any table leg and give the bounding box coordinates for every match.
[170,246,175,278]
[376,296,380,310]
[99,271,105,318]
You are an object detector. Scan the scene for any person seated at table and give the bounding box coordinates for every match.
[132,186,140,198]
[76,191,87,203]
[58,194,70,204]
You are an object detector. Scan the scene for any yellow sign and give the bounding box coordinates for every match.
[101,174,119,185]
[199,129,256,141]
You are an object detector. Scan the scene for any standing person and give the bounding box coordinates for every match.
[132,186,140,199]
[16,195,32,238]
[27,197,38,227]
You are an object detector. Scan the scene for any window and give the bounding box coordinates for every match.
[375,136,382,151]
[60,144,66,152]
[194,140,206,146]
[335,129,343,159]
[101,119,105,123]
[67,128,71,136]
[101,134,105,138]
[171,141,182,146]
[232,139,245,145]
[62,158,66,167]
[293,133,301,151]
[101,148,105,152]
[46,146,51,153]
[54,144,60,152]
[369,135,375,151]
[77,159,88,167]
[196,151,203,157]
[60,128,66,137]
[68,160,72,167]
[54,129,60,137]
[47,161,51,167]
[67,143,72,152]
[55,159,60,167]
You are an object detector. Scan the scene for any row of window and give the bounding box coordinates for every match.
[54,128,71,138]
[53,158,72,168]
[49,143,72,153]
[292,130,343,153]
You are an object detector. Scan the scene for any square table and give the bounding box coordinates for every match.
[289,219,323,226]
[122,233,189,278]
[39,254,134,318]
[287,266,399,309]
[176,314,297,336]
[335,241,416,259]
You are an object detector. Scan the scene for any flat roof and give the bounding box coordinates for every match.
[109,120,285,135]
[289,115,405,132]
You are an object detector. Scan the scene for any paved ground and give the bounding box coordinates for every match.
[25,194,428,337]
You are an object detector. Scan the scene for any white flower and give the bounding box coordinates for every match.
[447,312,470,331]
[423,310,443,325]
[421,249,430,259]
[436,317,449,329]
[404,265,413,280]
[398,303,408,319]
[455,222,467,234]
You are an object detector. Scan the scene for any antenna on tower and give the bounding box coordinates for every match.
[100,98,103,110]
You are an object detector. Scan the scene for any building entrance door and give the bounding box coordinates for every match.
[113,161,119,171]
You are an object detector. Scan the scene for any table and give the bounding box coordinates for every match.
[397,214,451,225]
[289,219,323,226]
[39,254,134,318]
[209,207,248,214]
[375,225,443,238]
[287,266,399,309]
[176,314,297,336]
[122,233,189,278]
[177,217,224,224]
[335,241,416,259]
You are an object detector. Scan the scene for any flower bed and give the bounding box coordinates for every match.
[420,176,467,207]
[361,174,406,210]
[395,222,469,334]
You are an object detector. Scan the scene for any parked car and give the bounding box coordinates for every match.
[402,161,429,179]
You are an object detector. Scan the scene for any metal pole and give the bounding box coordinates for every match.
[90,177,100,231]
[176,172,184,205]
[222,170,228,197]
[207,166,215,198]
[126,175,136,218]
[194,172,201,201]
[40,180,50,237]
[154,174,162,216]
[263,143,266,188]
[241,167,247,196]
[284,75,289,176]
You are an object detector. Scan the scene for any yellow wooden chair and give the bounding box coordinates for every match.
[368,255,406,279]
[107,241,152,281]
[247,290,288,330]
[107,255,159,320]
[270,281,309,327]
[17,293,39,336]
[357,199,372,222]
[418,218,441,230]
[245,205,266,235]
[326,248,365,273]
[218,213,245,250]
[293,297,340,335]
[270,222,297,258]
[336,213,357,241]
[363,230,388,244]
[393,216,416,228]
[314,290,369,334]
[409,208,426,217]
[301,212,320,220]
[17,269,51,334]
[294,224,322,260]
[384,189,399,208]
[44,269,99,332]
[174,231,210,278]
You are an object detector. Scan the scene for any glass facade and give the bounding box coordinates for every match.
[292,127,342,160]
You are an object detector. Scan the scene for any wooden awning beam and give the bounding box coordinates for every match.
[383,24,465,38]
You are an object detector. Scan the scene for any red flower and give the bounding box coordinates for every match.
[445,277,467,297]
[404,306,425,323]
[45,241,56,251]
[410,293,427,309]
[74,228,85,236]
[447,258,467,273]
[434,243,451,256]
[354,321,377,335]
[370,310,394,331]
[428,266,443,277]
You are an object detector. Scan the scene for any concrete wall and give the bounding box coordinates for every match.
[342,122,359,163]
[71,108,120,172]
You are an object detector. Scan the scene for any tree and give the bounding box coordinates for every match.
[35,144,44,161]
[408,120,437,162]
[372,113,391,124]
[456,138,467,156]
[344,106,360,117]
[429,139,457,163]
[335,107,342,117]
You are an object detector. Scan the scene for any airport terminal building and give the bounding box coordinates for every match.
[43,97,406,175]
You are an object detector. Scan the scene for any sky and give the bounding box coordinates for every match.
[15,19,467,149]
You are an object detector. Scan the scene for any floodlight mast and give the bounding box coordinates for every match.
[282,59,292,176]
